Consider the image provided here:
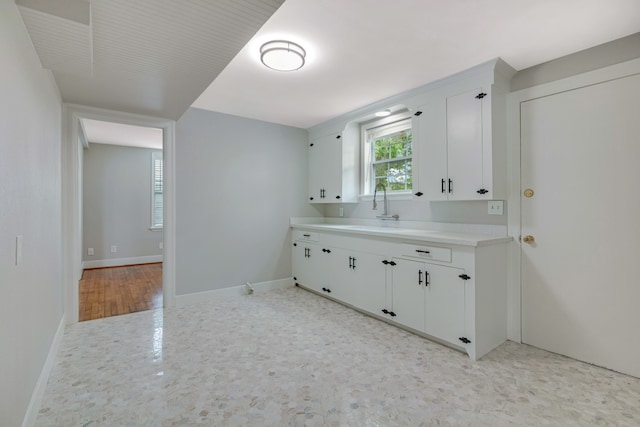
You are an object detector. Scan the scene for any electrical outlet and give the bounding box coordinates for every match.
[110,245,117,253]
[88,247,94,256]
[339,208,344,217]
[488,201,504,215]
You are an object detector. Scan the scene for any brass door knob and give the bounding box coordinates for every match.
[522,235,535,244]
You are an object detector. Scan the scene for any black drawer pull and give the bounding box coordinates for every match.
[415,249,430,254]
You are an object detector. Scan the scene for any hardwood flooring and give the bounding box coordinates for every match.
[79,263,162,322]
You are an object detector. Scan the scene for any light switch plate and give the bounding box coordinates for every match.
[16,235,23,266]
[111,245,117,253]
[488,200,504,215]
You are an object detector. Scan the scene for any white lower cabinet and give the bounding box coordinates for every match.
[292,241,325,294]
[382,259,466,346]
[388,258,426,332]
[292,230,507,360]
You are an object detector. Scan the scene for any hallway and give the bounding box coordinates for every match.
[79,263,162,321]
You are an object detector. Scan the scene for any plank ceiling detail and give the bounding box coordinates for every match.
[17,0,285,119]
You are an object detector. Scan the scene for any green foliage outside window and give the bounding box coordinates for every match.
[371,129,412,191]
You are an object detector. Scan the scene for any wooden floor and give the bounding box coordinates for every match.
[79,263,163,322]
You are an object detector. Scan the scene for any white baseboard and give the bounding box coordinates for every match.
[82,255,163,270]
[22,315,66,427]
[176,278,293,307]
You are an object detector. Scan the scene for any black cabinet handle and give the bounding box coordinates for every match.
[441,179,445,194]
[418,270,423,285]
[349,256,353,269]
[415,249,430,254]
[303,234,310,237]
[448,179,453,193]
[425,271,430,287]
[352,257,356,269]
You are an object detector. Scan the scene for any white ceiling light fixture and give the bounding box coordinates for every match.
[260,40,306,71]
[374,109,392,117]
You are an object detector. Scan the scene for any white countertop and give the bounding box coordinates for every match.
[291,223,512,247]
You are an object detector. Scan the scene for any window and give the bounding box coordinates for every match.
[151,151,163,229]
[362,116,412,194]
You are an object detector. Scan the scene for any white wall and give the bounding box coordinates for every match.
[83,143,163,264]
[175,108,321,295]
[0,2,64,425]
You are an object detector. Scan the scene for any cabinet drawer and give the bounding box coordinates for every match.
[400,244,451,263]
[293,230,319,242]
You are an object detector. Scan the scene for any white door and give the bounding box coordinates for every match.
[521,73,640,378]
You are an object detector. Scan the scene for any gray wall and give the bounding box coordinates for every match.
[83,143,163,262]
[0,2,63,425]
[175,108,321,295]
[512,32,640,91]
[324,199,507,226]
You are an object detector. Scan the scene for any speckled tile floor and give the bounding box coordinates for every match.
[37,287,640,426]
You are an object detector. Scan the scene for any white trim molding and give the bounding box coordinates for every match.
[176,278,294,307]
[505,57,640,343]
[62,103,176,324]
[21,315,65,427]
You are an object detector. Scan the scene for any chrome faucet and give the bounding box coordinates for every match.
[373,183,399,220]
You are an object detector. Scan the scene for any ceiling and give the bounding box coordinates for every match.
[193,0,640,128]
[81,119,163,150]
[16,0,285,119]
[16,0,640,130]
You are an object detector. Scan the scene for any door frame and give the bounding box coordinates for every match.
[506,57,640,342]
[62,103,176,324]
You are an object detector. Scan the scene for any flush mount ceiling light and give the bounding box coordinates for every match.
[374,109,392,117]
[260,40,306,71]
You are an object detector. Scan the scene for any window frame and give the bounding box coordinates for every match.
[150,151,163,230]
[361,112,413,196]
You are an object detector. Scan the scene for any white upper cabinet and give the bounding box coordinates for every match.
[414,84,508,201]
[305,58,515,203]
[308,132,341,202]
[308,129,359,203]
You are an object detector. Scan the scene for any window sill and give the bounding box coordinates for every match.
[149,226,163,232]
[359,192,414,202]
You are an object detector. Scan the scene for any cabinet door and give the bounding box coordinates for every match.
[414,100,448,201]
[292,242,325,293]
[339,251,387,314]
[390,258,425,332]
[327,248,356,304]
[423,264,465,345]
[308,132,342,203]
[446,88,485,200]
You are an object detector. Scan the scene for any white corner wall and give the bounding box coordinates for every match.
[0,2,64,426]
[175,108,321,295]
